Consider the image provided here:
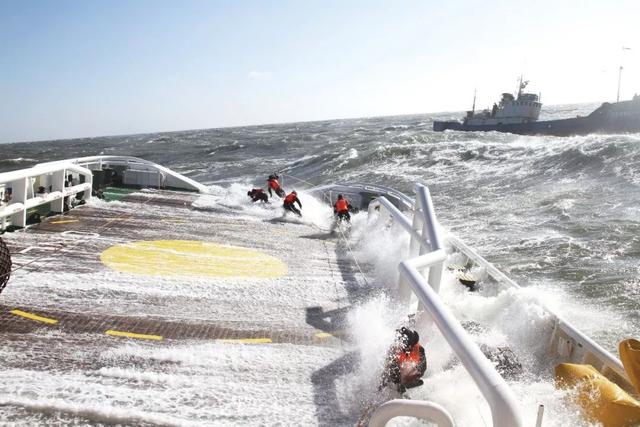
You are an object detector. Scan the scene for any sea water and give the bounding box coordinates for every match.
[1,104,638,425]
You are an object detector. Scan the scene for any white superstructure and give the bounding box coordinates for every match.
[464,80,542,126]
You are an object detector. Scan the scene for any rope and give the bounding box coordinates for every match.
[335,220,370,287]
[281,173,370,286]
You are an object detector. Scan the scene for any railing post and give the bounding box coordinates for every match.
[398,273,413,306]
[51,169,66,213]
[409,208,422,258]
[416,184,444,293]
[10,178,27,228]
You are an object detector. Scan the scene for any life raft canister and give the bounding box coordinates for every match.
[268,179,280,190]
[335,199,349,213]
[284,193,297,204]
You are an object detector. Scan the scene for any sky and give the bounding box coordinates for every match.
[1,0,639,143]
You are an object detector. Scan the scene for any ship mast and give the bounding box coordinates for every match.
[517,75,523,97]
[618,47,632,102]
[617,66,623,102]
[471,88,477,114]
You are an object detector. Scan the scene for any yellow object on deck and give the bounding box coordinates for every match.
[105,329,163,341]
[555,363,640,427]
[100,240,288,279]
[10,309,59,325]
[620,339,640,395]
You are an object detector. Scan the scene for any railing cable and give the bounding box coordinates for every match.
[280,173,371,286]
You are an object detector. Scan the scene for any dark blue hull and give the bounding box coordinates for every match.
[433,100,640,136]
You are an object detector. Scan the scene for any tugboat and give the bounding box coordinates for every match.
[433,78,640,136]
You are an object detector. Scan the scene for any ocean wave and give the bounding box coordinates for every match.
[3,157,38,163]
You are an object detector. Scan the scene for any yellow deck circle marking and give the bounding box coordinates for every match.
[100,240,287,278]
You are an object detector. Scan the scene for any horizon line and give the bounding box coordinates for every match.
[1,100,603,146]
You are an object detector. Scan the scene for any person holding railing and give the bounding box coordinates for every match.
[267,174,285,198]
[380,327,427,394]
[283,191,302,216]
[334,194,353,222]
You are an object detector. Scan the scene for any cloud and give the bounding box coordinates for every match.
[247,70,271,80]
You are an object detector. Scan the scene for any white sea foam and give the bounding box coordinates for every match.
[343,213,610,426]
[0,396,191,426]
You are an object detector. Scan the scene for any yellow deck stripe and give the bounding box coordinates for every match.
[10,309,59,324]
[50,219,80,224]
[105,329,163,341]
[219,338,272,344]
[315,332,334,338]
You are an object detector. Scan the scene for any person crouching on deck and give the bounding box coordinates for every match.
[267,174,285,198]
[334,194,353,222]
[283,191,302,216]
[380,327,427,393]
[247,188,268,203]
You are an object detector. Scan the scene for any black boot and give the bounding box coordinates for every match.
[405,379,424,389]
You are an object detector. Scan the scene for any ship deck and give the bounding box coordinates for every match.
[0,189,371,426]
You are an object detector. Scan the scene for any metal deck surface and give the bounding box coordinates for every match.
[0,189,371,426]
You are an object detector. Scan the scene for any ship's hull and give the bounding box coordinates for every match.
[433,99,640,136]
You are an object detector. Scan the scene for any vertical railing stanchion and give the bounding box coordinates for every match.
[417,184,444,293]
[409,208,421,257]
[398,274,412,306]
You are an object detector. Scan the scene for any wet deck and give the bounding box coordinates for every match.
[0,189,371,426]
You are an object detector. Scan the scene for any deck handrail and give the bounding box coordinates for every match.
[37,156,209,193]
[444,233,628,382]
[1,162,93,229]
[368,184,522,427]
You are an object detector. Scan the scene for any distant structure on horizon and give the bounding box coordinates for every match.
[433,78,640,136]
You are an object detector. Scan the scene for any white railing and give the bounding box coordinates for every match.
[369,180,632,425]
[1,156,210,231]
[367,184,522,427]
[445,231,629,385]
[0,163,93,230]
[369,400,454,427]
[37,156,209,194]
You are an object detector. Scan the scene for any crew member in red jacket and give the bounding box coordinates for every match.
[283,191,302,216]
[267,174,285,198]
[380,327,427,393]
[334,194,353,222]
